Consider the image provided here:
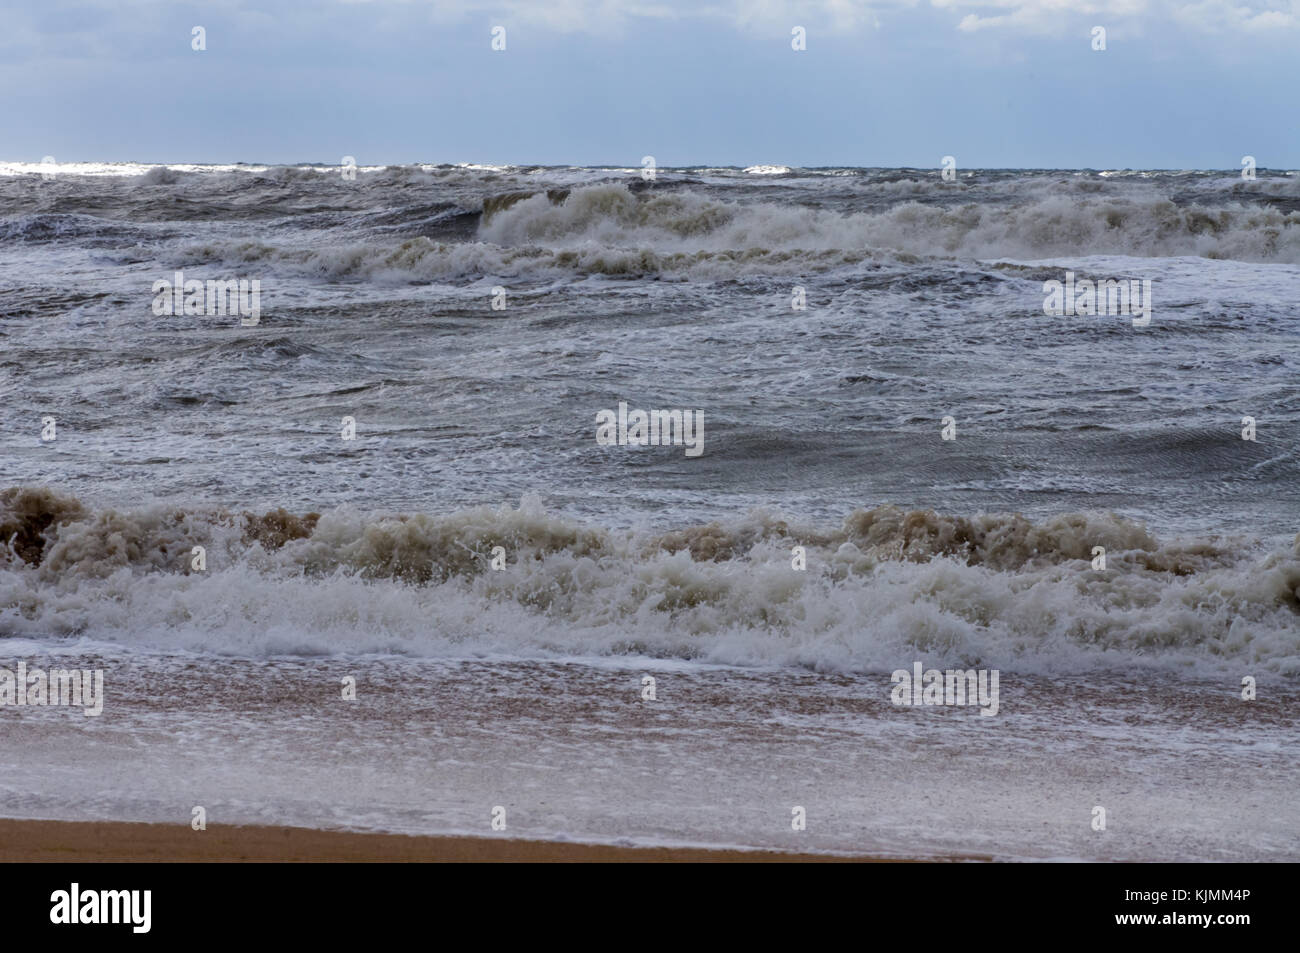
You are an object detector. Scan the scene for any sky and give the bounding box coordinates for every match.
[2,0,1297,168]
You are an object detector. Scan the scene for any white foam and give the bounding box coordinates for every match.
[2,495,1296,676]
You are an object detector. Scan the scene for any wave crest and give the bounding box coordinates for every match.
[3,487,1297,675]
[478,184,1300,264]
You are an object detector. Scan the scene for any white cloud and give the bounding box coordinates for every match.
[347,0,915,33]
[1172,0,1298,30]
[939,0,1297,32]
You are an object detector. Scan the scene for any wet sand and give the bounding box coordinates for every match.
[3,656,1294,861]
[0,819,926,862]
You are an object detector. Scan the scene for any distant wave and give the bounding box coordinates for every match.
[3,486,1296,675]
[0,212,153,244]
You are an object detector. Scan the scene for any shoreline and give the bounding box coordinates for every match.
[0,819,950,863]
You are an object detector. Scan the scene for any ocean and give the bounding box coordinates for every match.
[2,162,1298,859]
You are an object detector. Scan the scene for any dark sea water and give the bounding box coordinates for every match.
[1,162,1297,857]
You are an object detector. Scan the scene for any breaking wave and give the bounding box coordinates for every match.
[477,183,1300,264]
[3,487,1297,675]
[174,181,1300,282]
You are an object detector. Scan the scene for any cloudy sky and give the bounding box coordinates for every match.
[3,0,1297,167]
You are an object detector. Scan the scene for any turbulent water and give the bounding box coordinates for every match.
[2,162,1298,858]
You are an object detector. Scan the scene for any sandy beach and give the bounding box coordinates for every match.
[0,819,922,862]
